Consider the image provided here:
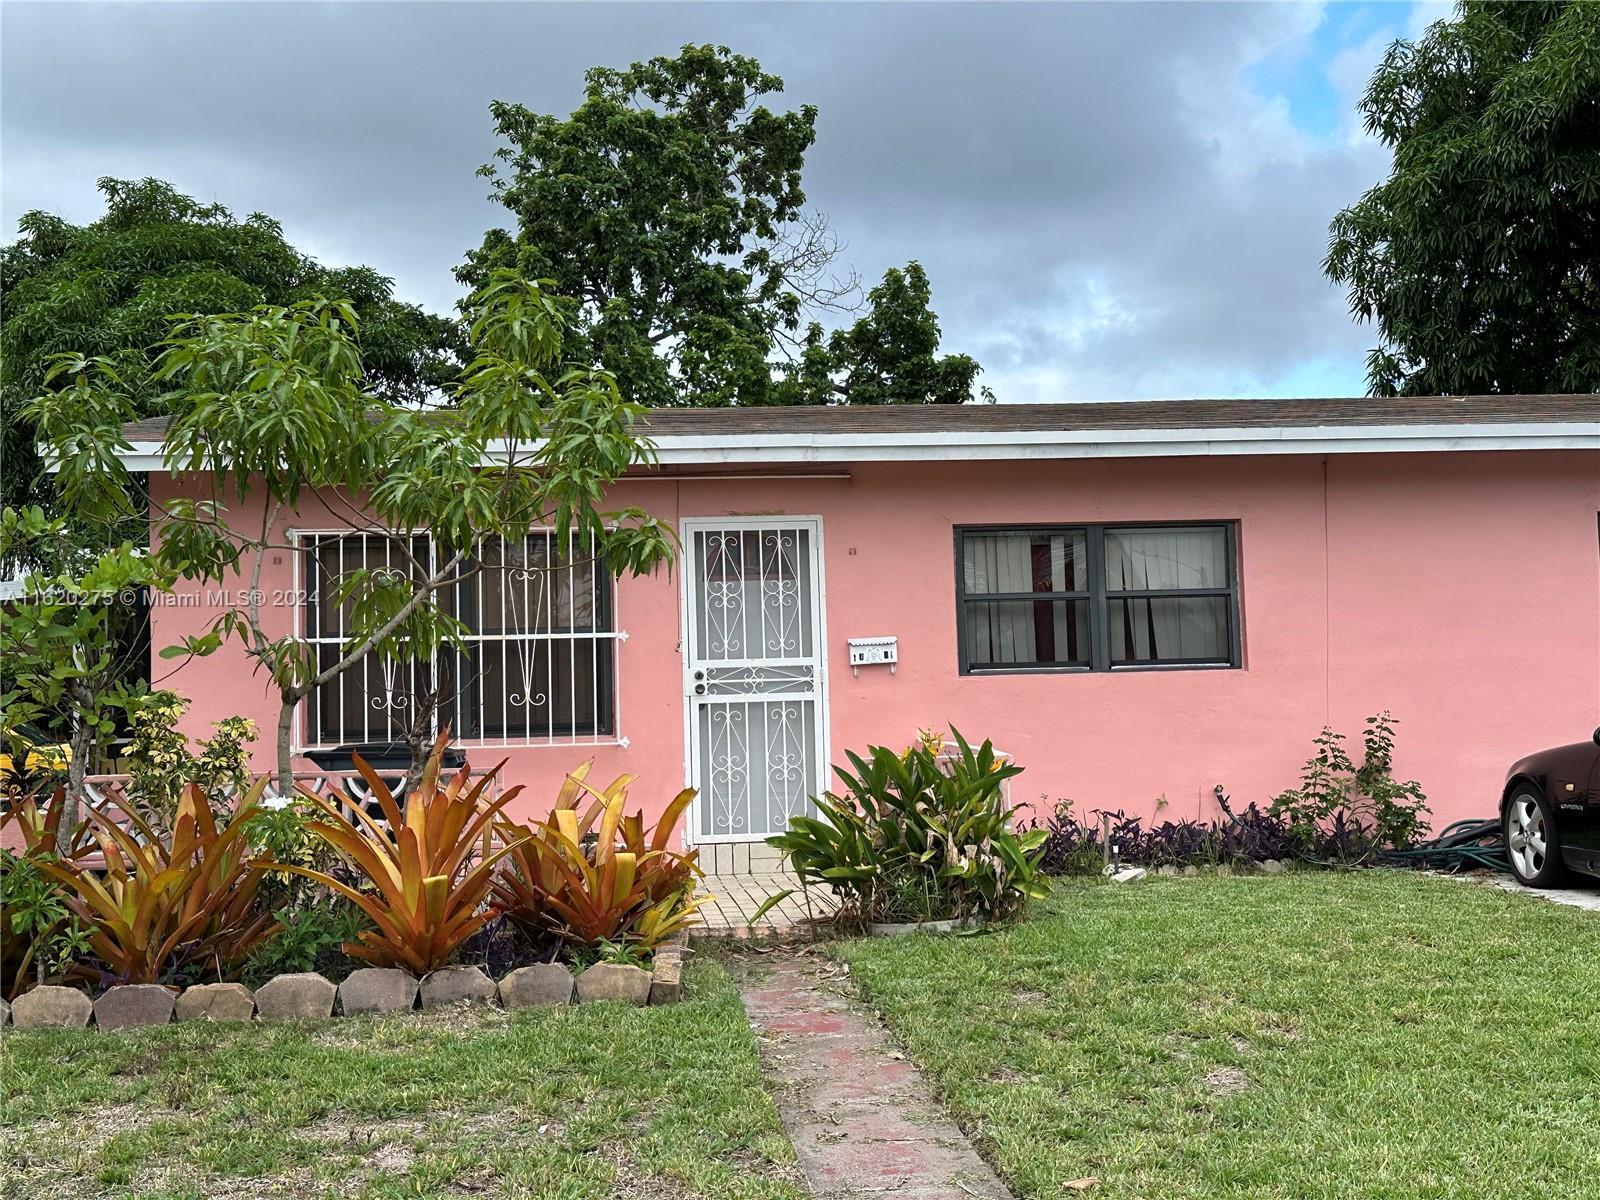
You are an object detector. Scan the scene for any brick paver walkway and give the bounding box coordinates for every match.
[741,954,1013,1199]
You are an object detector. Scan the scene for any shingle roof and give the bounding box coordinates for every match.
[120,394,1600,444]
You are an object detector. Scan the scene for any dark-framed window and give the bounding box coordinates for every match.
[955,522,1240,674]
[300,530,615,747]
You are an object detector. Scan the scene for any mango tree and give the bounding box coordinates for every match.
[27,271,676,793]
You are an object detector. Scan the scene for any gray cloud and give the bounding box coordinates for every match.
[2,1,1393,400]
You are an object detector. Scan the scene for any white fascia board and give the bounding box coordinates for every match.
[110,442,170,471]
[115,422,1600,473]
[619,422,1600,462]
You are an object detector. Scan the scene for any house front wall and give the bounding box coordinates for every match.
[151,448,1600,843]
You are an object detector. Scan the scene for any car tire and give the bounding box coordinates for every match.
[1504,785,1569,889]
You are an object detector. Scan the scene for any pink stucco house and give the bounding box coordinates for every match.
[122,396,1600,868]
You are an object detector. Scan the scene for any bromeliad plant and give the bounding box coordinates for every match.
[766,728,1049,926]
[30,781,281,985]
[491,764,708,951]
[282,732,527,975]
[0,795,91,997]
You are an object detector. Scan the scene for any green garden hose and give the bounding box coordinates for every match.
[1379,818,1508,873]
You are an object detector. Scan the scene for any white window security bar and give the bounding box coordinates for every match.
[293,529,622,751]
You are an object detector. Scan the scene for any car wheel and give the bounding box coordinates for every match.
[1504,786,1569,888]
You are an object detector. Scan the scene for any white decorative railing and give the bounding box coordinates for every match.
[74,766,504,830]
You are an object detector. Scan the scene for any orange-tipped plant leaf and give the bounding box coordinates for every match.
[421,875,448,930]
[347,753,407,833]
[611,852,637,907]
[652,789,698,853]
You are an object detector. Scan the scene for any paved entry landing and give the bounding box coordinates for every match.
[741,954,1013,1199]
[698,872,837,938]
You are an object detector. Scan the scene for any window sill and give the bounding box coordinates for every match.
[295,735,628,755]
[961,661,1239,677]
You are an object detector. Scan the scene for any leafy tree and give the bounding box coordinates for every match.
[0,506,169,850]
[465,44,984,407]
[1325,1,1600,395]
[26,273,675,793]
[781,263,989,405]
[1,177,463,523]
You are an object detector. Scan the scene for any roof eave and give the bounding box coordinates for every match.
[110,421,1600,474]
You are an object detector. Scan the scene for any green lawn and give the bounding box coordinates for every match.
[836,871,1600,1200]
[0,961,803,1200]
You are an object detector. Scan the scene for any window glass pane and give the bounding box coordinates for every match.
[311,533,425,638]
[304,531,614,745]
[313,644,426,746]
[462,639,611,739]
[475,534,601,635]
[692,527,813,661]
[962,531,1086,595]
[1108,596,1230,664]
[964,599,1090,668]
[1105,527,1227,591]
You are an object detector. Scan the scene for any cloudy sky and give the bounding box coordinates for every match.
[3,1,1450,402]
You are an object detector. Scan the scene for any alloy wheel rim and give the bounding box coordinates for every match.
[1507,797,1546,878]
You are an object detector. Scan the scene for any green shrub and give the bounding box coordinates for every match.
[243,896,370,984]
[238,797,341,912]
[1271,711,1429,854]
[767,728,1049,925]
[126,691,258,829]
[0,850,90,995]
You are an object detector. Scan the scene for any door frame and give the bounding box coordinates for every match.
[678,514,830,848]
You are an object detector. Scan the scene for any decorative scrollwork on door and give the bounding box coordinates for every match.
[689,522,823,841]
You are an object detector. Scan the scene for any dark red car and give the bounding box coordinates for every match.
[1502,728,1600,887]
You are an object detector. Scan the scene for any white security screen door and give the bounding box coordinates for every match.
[683,518,828,843]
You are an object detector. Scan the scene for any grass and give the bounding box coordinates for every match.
[0,960,803,1200]
[836,870,1600,1200]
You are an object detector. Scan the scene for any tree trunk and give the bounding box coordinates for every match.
[402,680,440,799]
[59,716,94,857]
[275,693,298,800]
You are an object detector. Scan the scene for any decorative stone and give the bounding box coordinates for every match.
[339,968,419,1015]
[0,998,10,1027]
[11,985,92,1030]
[1181,865,1200,877]
[1258,858,1288,874]
[577,962,652,1006]
[1109,867,1148,884]
[649,950,685,1007]
[1156,865,1179,876]
[176,982,256,1023]
[254,972,337,1022]
[419,964,496,1010]
[497,963,574,1009]
[93,984,175,1031]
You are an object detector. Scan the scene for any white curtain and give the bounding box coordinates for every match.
[1105,529,1227,663]
[963,532,1083,665]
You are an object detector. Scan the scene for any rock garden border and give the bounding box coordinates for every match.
[1,935,688,1032]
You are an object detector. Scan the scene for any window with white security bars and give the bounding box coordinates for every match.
[297,529,617,749]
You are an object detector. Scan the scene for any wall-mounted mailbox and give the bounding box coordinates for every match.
[848,636,898,676]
